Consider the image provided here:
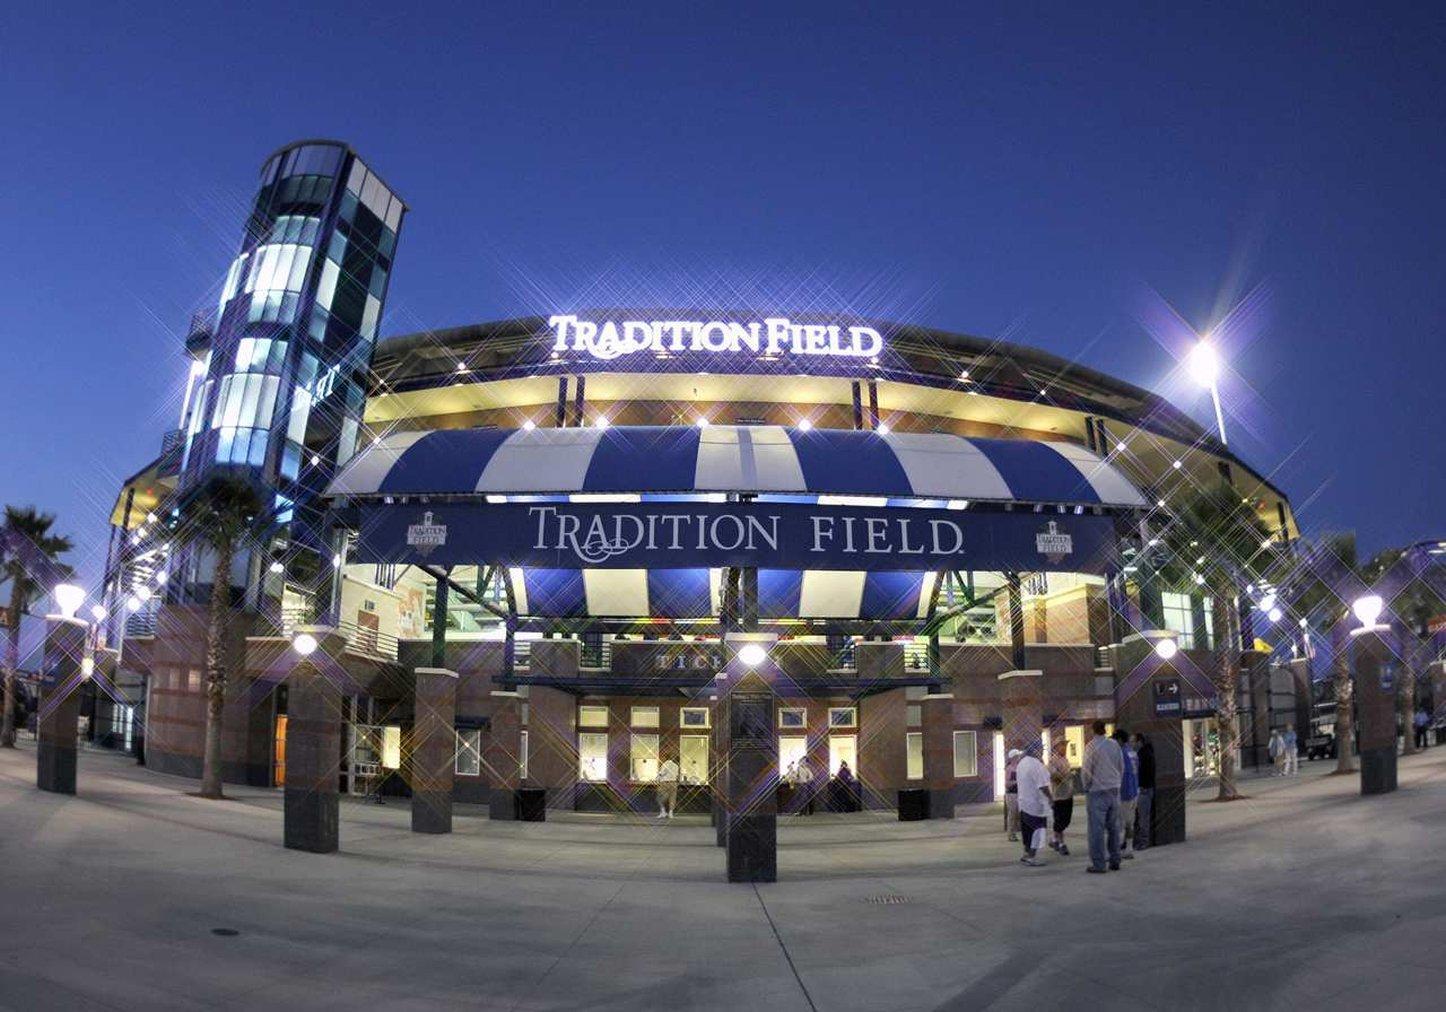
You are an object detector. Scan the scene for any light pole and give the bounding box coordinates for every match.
[1186,339,1228,446]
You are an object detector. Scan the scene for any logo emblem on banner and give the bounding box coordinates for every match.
[406,511,448,556]
[1034,521,1074,564]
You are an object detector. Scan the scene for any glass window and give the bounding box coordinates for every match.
[906,732,924,780]
[828,707,857,729]
[381,726,402,769]
[779,708,806,730]
[952,730,978,777]
[578,732,607,781]
[779,735,807,776]
[455,729,481,776]
[630,733,659,782]
[680,707,710,729]
[631,706,659,728]
[828,735,857,776]
[1162,592,1197,650]
[906,704,922,727]
[579,705,609,728]
[520,730,529,780]
[679,734,708,784]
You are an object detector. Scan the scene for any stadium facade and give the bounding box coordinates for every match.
[95,141,1306,820]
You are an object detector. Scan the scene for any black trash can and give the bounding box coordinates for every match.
[897,788,930,822]
[516,788,547,822]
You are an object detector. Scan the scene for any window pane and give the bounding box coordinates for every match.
[454,729,481,776]
[679,734,708,784]
[906,732,924,780]
[578,732,607,781]
[630,733,659,782]
[630,706,659,728]
[953,730,978,777]
[579,705,609,728]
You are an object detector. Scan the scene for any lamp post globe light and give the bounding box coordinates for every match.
[1153,637,1179,661]
[1186,339,1228,447]
[51,583,85,621]
[292,632,319,657]
[1352,594,1385,629]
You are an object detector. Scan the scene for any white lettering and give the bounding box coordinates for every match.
[546,315,887,363]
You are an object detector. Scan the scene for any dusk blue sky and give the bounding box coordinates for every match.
[3,2,1443,590]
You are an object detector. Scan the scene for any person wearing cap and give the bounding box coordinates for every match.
[1003,748,1023,841]
[1015,742,1053,866]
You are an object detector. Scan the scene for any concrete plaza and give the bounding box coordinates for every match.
[1,743,1443,1011]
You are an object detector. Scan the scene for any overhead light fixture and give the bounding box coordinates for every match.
[1267,607,1283,623]
[90,604,108,622]
[521,419,536,431]
[595,416,610,430]
[797,418,813,432]
[268,561,285,574]
[1154,638,1179,660]
[292,632,319,657]
[737,643,767,667]
[875,422,890,434]
[695,416,710,428]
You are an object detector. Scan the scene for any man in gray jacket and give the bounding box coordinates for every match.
[1080,719,1124,873]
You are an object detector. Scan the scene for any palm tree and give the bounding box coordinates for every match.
[1155,480,1274,801]
[1,507,74,748]
[1280,533,1364,774]
[166,475,267,798]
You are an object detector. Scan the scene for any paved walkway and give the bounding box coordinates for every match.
[1,743,1443,1010]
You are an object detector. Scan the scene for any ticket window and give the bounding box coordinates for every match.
[780,735,807,777]
[828,735,857,776]
[679,734,709,784]
[381,725,402,770]
[630,733,660,782]
[1063,724,1114,769]
[579,732,608,782]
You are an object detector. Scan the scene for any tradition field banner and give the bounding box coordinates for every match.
[352,501,1120,573]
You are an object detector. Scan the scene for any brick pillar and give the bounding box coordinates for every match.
[998,669,1043,754]
[486,690,524,820]
[283,629,344,853]
[1242,651,1271,769]
[1352,627,1398,795]
[723,633,778,883]
[37,616,87,795]
[411,667,458,834]
[920,693,955,819]
[1287,658,1312,751]
[1112,635,1187,846]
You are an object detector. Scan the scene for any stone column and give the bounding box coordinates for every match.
[723,633,778,883]
[486,690,524,820]
[37,616,87,795]
[1112,635,1187,846]
[1242,651,1271,769]
[998,669,1043,753]
[920,693,956,819]
[1351,627,1398,795]
[412,667,459,834]
[284,629,344,853]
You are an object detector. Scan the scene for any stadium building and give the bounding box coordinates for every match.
[97,141,1303,823]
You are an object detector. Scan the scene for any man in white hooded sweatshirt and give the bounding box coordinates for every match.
[1015,742,1053,867]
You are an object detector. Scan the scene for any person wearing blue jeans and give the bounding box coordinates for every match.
[1080,719,1124,873]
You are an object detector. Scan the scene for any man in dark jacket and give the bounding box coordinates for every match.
[1132,732,1156,850]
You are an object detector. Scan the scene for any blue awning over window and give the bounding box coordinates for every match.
[328,425,1146,508]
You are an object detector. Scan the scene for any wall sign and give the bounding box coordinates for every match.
[354,500,1119,573]
[547,314,884,362]
[1153,678,1183,718]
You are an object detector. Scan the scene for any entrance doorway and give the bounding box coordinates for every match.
[828,735,857,776]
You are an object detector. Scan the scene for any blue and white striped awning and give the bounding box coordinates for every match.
[329,425,1146,507]
[509,568,940,621]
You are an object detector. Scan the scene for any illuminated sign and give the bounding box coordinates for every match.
[547,314,883,362]
[358,502,1118,573]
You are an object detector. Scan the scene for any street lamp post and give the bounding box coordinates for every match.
[1186,340,1228,446]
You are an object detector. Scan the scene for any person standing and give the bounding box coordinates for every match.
[1047,736,1075,856]
[796,756,816,815]
[1268,729,1285,776]
[655,754,680,819]
[1133,732,1155,850]
[1080,720,1123,873]
[1003,748,1023,841]
[1283,724,1299,775]
[1414,708,1430,750]
[1015,742,1053,867]
[1112,729,1139,859]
